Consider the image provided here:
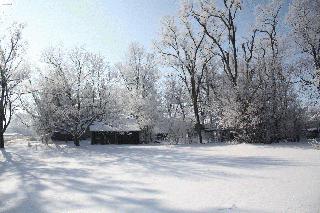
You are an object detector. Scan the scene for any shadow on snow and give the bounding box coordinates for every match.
[0,142,306,213]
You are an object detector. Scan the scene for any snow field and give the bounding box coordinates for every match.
[1,139,319,212]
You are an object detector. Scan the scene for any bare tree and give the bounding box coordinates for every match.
[190,0,241,87]
[287,0,320,93]
[0,23,29,148]
[255,0,283,142]
[155,12,214,143]
[188,0,262,141]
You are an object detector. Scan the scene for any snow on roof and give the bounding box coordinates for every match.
[306,128,319,132]
[90,117,141,132]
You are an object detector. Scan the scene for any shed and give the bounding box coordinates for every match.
[305,128,320,139]
[90,117,141,145]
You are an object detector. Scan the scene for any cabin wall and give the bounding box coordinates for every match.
[52,129,91,141]
[91,131,140,145]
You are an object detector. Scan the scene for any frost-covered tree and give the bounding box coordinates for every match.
[0,23,29,149]
[254,0,284,142]
[155,11,214,144]
[287,0,320,94]
[30,47,114,146]
[189,0,241,87]
[248,0,303,143]
[117,43,160,143]
[163,76,190,120]
[162,76,194,143]
[181,0,303,143]
[187,0,263,141]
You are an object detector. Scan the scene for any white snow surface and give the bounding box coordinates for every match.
[1,138,320,213]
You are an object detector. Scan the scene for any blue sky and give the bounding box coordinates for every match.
[1,0,179,64]
[0,0,290,65]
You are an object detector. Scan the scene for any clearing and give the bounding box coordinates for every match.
[0,136,319,213]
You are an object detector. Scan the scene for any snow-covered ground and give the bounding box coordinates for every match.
[1,137,320,213]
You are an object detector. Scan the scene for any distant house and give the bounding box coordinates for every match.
[51,130,90,141]
[305,128,320,139]
[89,117,141,145]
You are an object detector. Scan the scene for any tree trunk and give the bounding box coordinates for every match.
[74,137,80,146]
[191,77,203,144]
[193,101,203,144]
[196,125,203,144]
[0,101,4,149]
[0,132,4,149]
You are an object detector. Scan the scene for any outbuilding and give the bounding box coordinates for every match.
[89,117,141,145]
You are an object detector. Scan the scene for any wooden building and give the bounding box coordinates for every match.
[305,128,320,139]
[51,130,90,141]
[51,131,74,141]
[90,118,141,145]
